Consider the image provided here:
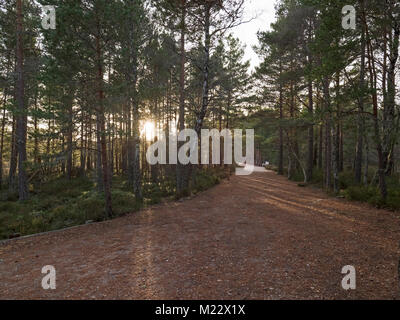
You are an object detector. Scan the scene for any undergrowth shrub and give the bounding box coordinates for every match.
[0,168,229,240]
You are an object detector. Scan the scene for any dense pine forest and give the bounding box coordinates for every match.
[0,0,399,240]
[254,0,400,207]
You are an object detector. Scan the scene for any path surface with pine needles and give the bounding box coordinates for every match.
[1,169,399,299]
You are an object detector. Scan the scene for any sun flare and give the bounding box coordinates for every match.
[141,121,156,142]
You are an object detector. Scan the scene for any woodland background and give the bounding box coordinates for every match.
[0,0,399,239]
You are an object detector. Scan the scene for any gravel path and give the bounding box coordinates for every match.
[1,170,399,299]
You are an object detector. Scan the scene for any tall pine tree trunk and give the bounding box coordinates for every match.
[9,115,17,191]
[16,0,28,200]
[66,91,74,180]
[0,89,7,189]
[384,9,399,175]
[195,3,211,135]
[364,12,388,200]
[323,77,332,190]
[278,61,284,175]
[355,16,366,184]
[132,97,142,200]
[95,21,112,217]
[176,0,188,195]
[96,111,103,191]
[306,78,313,182]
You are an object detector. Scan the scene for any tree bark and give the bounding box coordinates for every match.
[323,77,332,190]
[96,111,103,191]
[363,133,369,186]
[318,124,323,170]
[364,11,387,200]
[0,89,7,189]
[355,15,366,184]
[66,90,74,180]
[33,90,39,166]
[194,3,211,135]
[306,20,314,182]
[16,0,29,200]
[187,3,211,194]
[177,0,188,195]
[306,78,313,182]
[8,115,17,191]
[383,6,399,175]
[95,21,112,217]
[278,61,284,175]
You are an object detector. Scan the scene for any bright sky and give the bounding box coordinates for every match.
[231,0,277,72]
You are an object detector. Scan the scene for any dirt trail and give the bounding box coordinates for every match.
[0,170,399,299]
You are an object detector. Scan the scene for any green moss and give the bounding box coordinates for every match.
[0,168,229,240]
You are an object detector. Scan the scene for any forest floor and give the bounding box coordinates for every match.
[0,168,399,299]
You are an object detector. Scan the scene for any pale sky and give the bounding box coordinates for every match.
[231,0,277,72]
